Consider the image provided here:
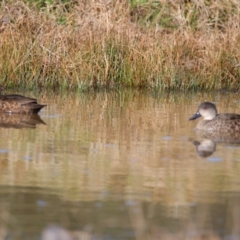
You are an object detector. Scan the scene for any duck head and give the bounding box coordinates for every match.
[189,102,218,121]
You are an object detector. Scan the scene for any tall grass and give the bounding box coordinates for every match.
[0,0,240,90]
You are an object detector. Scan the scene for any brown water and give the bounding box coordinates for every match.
[0,90,240,240]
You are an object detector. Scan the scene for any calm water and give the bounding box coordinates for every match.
[0,90,240,240]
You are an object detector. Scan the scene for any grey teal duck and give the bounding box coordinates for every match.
[189,102,240,132]
[0,88,46,114]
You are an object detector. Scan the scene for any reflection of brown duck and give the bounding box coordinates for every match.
[0,88,46,114]
[193,139,216,158]
[0,114,46,129]
[192,129,240,158]
[189,102,240,132]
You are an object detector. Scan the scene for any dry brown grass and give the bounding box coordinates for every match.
[0,0,240,90]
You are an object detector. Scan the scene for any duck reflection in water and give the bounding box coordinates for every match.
[0,113,46,129]
[191,127,240,157]
[193,139,216,158]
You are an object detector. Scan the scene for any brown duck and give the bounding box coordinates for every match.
[0,88,46,114]
[189,102,240,132]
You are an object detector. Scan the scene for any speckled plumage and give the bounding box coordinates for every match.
[0,88,46,114]
[189,102,240,133]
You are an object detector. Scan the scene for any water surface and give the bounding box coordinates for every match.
[0,90,240,239]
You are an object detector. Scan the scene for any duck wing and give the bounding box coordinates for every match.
[218,114,240,120]
[1,94,38,105]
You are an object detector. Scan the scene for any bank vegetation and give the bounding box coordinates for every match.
[0,0,240,90]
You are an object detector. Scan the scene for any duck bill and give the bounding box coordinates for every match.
[189,112,201,121]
